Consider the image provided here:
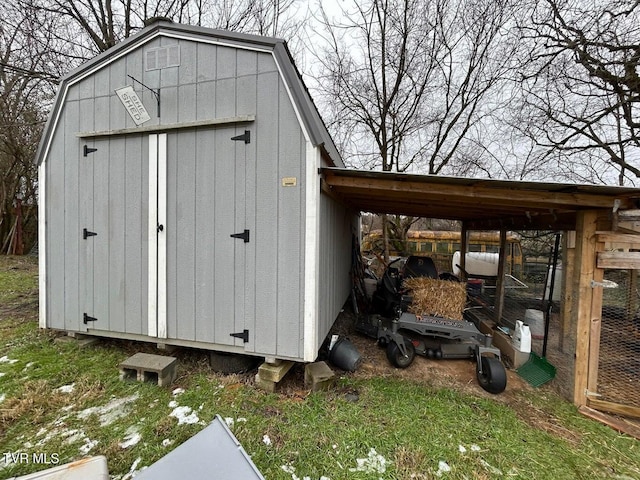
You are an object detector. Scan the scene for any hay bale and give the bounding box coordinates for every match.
[403,277,467,320]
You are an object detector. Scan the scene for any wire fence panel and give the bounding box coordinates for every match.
[599,269,640,409]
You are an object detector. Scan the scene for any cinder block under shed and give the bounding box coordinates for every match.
[119,353,177,387]
[254,360,295,393]
[304,361,335,392]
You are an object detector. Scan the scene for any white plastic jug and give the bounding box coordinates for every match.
[513,320,532,353]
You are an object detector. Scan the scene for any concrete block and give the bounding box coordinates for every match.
[256,360,294,383]
[156,343,177,353]
[119,353,177,387]
[254,360,294,392]
[304,362,335,392]
[54,334,99,348]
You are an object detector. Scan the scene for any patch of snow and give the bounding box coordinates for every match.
[78,393,139,426]
[121,457,143,480]
[0,373,6,378]
[0,393,5,403]
[169,405,199,425]
[172,387,185,396]
[24,362,35,369]
[0,356,18,364]
[162,438,174,447]
[62,429,85,444]
[168,400,178,408]
[458,445,467,454]
[57,383,75,393]
[236,417,247,423]
[349,448,388,474]
[61,404,75,412]
[119,427,142,449]
[435,460,451,476]
[470,444,481,452]
[262,435,272,446]
[79,438,98,454]
[224,417,234,428]
[480,459,503,475]
[281,465,296,474]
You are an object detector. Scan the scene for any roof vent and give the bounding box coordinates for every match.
[144,16,174,27]
[145,44,180,71]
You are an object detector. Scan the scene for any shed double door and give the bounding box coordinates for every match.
[79,127,255,351]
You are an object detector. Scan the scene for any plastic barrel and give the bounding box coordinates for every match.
[328,338,362,372]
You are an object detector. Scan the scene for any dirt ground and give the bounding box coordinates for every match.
[292,306,640,443]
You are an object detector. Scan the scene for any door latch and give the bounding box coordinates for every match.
[230,229,250,243]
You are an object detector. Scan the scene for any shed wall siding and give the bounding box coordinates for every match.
[318,193,354,346]
[46,35,309,360]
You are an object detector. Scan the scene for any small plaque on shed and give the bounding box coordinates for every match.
[115,85,151,125]
[282,177,297,187]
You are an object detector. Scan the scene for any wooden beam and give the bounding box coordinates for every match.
[597,251,640,269]
[76,115,255,138]
[495,228,507,325]
[617,209,640,222]
[573,210,598,407]
[587,239,605,396]
[587,398,640,420]
[596,231,640,245]
[579,406,640,439]
[560,232,575,353]
[460,223,469,281]
[323,172,633,210]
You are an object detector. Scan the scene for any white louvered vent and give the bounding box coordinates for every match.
[145,45,180,71]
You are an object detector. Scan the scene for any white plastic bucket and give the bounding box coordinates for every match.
[525,309,545,339]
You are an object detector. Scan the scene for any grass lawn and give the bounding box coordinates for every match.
[0,255,639,479]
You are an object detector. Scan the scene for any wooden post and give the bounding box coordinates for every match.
[495,228,507,324]
[627,269,638,323]
[586,238,605,398]
[460,222,469,282]
[560,231,575,352]
[573,211,598,406]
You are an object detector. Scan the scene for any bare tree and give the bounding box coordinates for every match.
[0,5,59,253]
[514,0,640,186]
[311,0,519,258]
[0,0,304,254]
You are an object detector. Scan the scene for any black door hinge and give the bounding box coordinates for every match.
[83,228,97,239]
[231,130,250,144]
[230,329,249,343]
[83,145,98,157]
[83,313,98,324]
[230,229,250,243]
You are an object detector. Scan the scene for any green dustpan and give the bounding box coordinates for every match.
[517,352,556,387]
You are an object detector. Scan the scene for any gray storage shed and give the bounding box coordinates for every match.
[36,21,355,363]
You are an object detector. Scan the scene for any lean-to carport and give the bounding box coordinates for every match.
[321,167,640,425]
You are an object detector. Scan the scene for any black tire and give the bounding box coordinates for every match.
[477,356,507,394]
[386,338,416,368]
[209,351,258,374]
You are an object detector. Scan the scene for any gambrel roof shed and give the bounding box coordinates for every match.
[37,20,355,363]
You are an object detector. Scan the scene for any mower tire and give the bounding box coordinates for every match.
[477,356,507,394]
[386,337,415,368]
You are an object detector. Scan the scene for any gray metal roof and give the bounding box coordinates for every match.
[35,20,343,167]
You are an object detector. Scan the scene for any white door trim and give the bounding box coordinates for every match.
[147,134,158,337]
[157,133,168,339]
